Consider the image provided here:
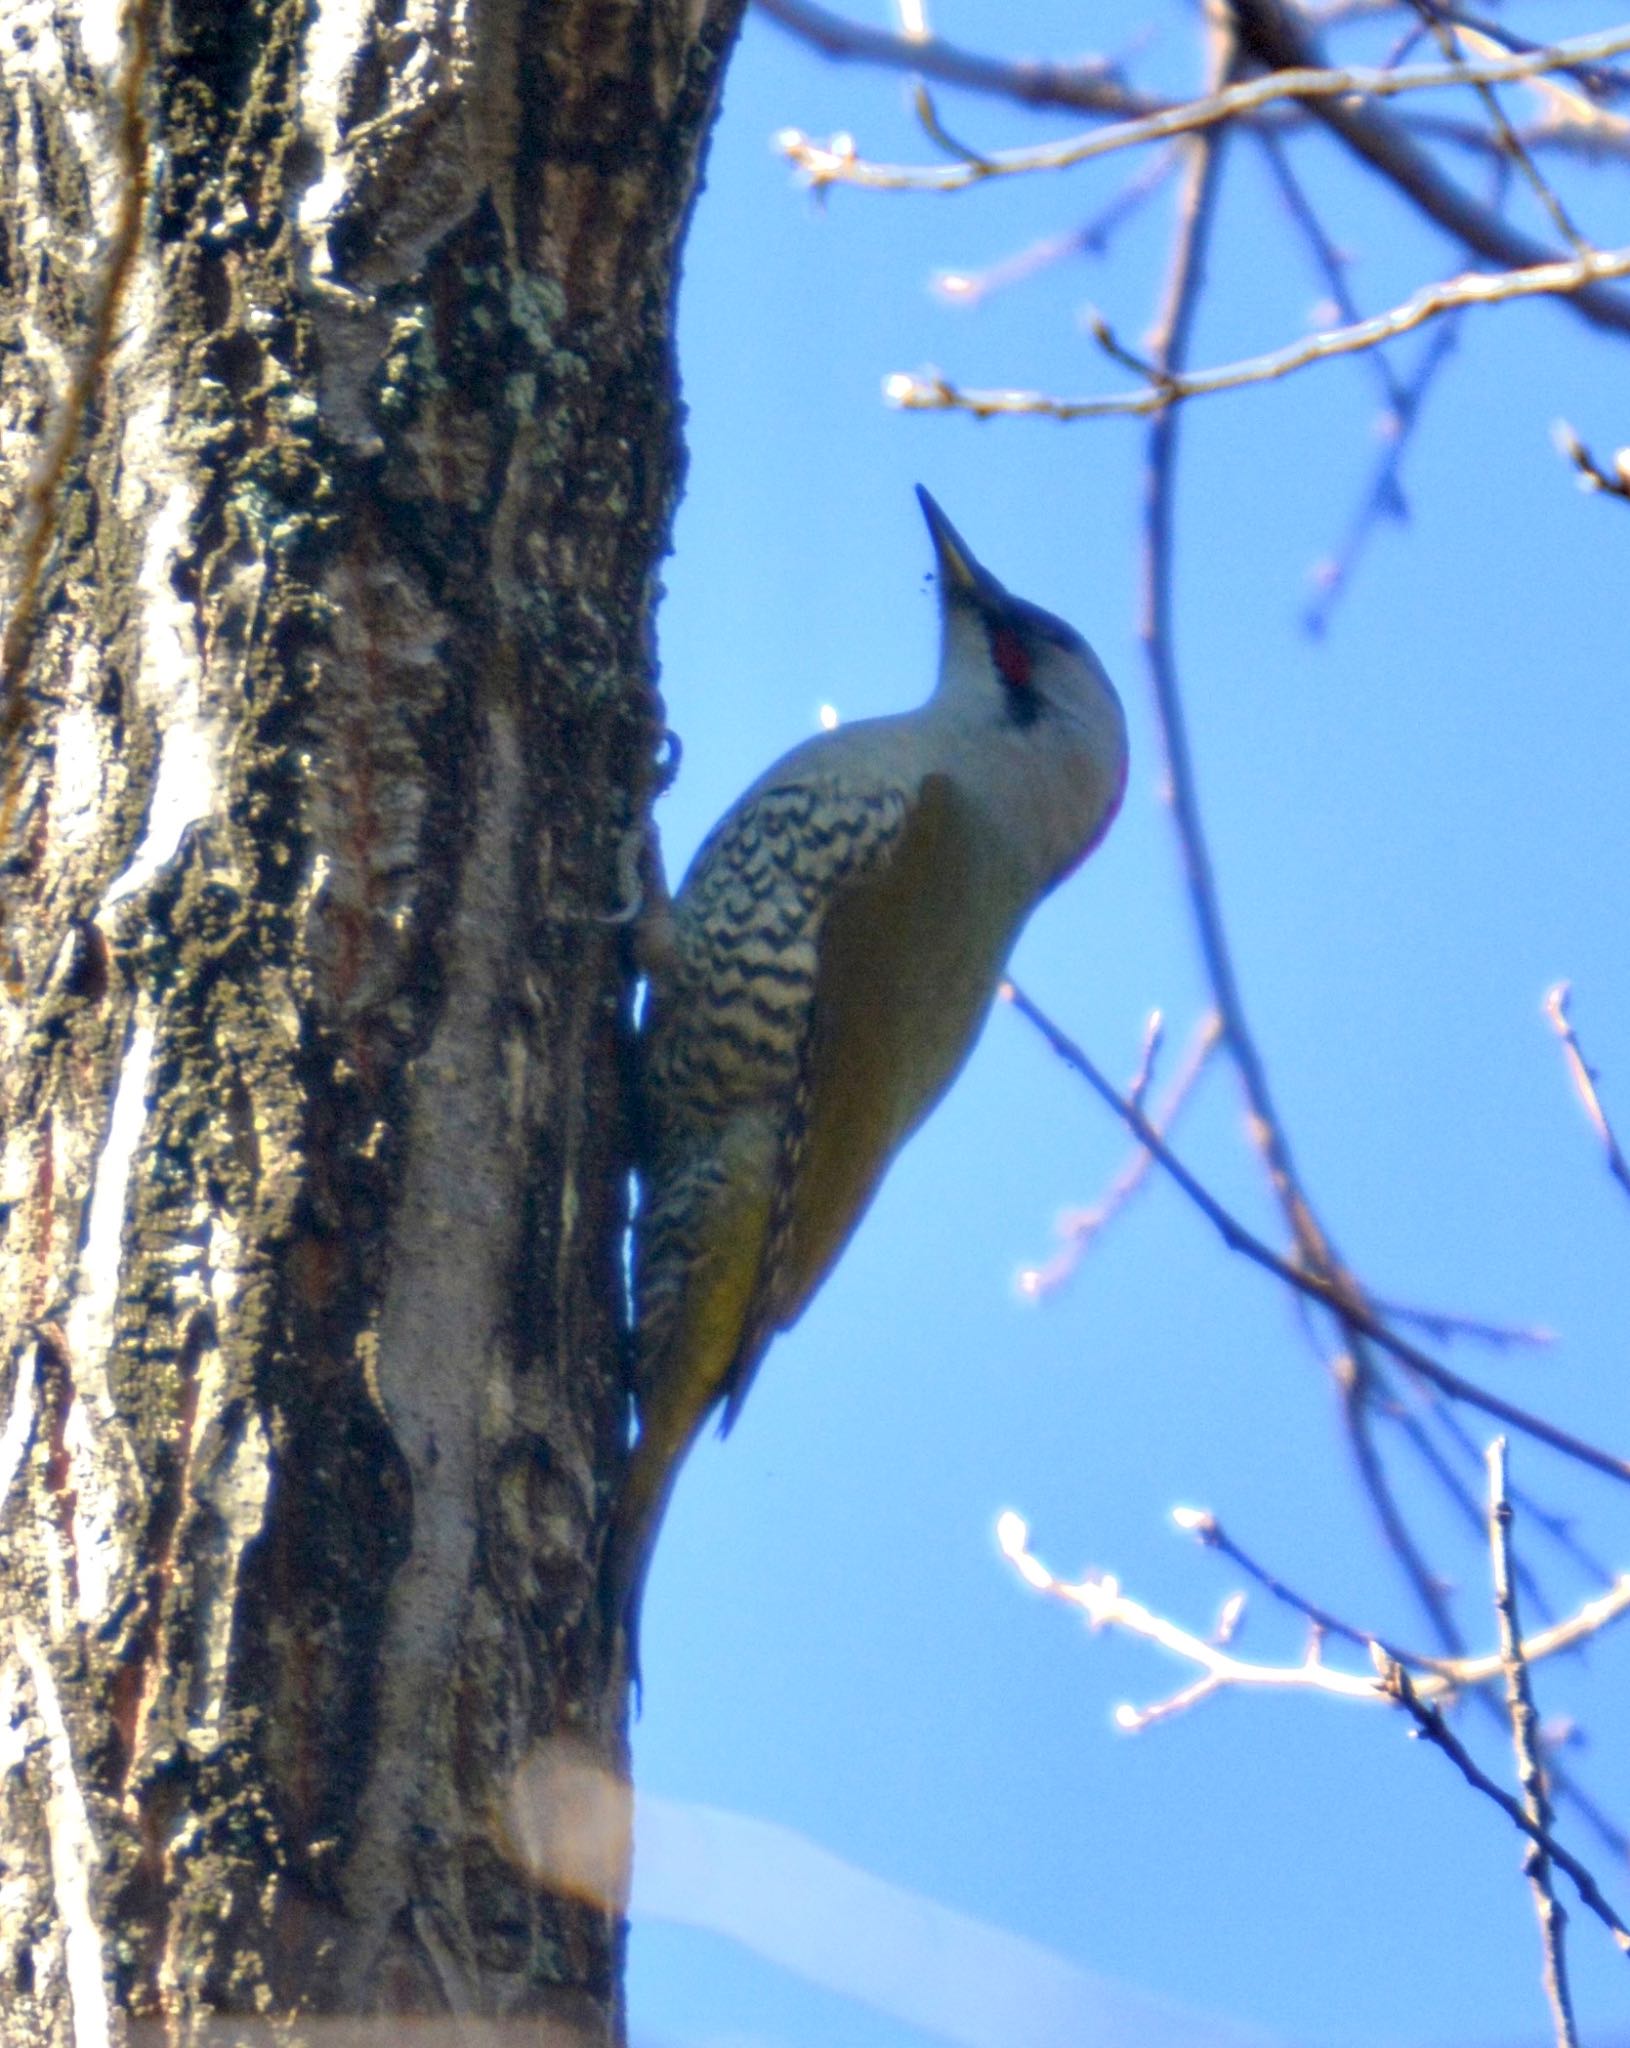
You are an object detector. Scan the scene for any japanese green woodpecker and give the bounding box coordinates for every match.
[607,487,1128,1670]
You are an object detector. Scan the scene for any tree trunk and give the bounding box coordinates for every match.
[0,2,742,2039]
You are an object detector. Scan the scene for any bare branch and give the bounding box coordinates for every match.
[1489,1440,1578,2047]
[761,0,1630,165]
[1127,1008,1165,1116]
[1391,1392,1557,1625]
[1134,24,1357,1295]
[776,25,1630,189]
[1411,102,1630,162]
[1002,983,1630,1488]
[1000,1511,1384,1719]
[1121,20,1475,1659]
[885,244,1630,421]
[1512,73,1630,157]
[755,0,1151,117]
[1418,1420,1630,1866]
[1223,0,1630,337]
[998,1512,1630,1716]
[1387,1566,1630,1687]
[1383,1659,1630,1959]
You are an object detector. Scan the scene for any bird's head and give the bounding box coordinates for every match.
[917,484,1128,872]
[917,486,1123,748]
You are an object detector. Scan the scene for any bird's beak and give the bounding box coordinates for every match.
[916,486,1004,606]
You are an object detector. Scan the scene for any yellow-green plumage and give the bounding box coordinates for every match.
[605,490,1128,1674]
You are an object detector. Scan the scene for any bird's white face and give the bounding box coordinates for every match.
[918,486,1121,749]
[945,586,1121,739]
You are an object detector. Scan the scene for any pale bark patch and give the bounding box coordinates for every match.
[59,1015,153,1626]
[14,1626,113,2048]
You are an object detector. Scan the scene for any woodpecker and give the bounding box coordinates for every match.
[607,487,1127,1672]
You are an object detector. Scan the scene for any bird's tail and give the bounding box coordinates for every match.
[599,1395,699,1700]
[605,1183,769,1694]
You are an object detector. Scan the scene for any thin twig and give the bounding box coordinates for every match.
[1545,984,1630,1203]
[885,243,1630,421]
[1392,1393,1556,1625]
[1385,105,1630,163]
[1302,137,1501,636]
[1369,1296,1553,1350]
[1341,1365,1468,1652]
[1421,95,1630,155]
[1406,2,1591,254]
[1062,15,1618,1668]
[1002,982,1630,1488]
[1383,1659,1630,1958]
[1553,422,1630,502]
[1084,309,1168,387]
[1019,1011,1220,1300]
[1382,17,1437,74]
[1432,1403,1613,1586]
[910,82,995,170]
[1175,1505,1453,1671]
[934,152,1181,306]
[1406,1574,1630,1688]
[1303,318,1461,636]
[1256,124,1408,414]
[1127,1008,1165,1115]
[1547,1761,1630,1867]
[1489,1440,1578,2047]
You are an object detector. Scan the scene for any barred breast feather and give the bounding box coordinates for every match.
[635,775,914,1429]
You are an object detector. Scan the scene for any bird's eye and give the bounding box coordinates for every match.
[990,624,1032,690]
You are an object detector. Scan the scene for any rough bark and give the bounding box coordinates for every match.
[0,1,743,2039]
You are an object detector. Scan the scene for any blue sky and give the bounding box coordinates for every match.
[627,5,1630,2042]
